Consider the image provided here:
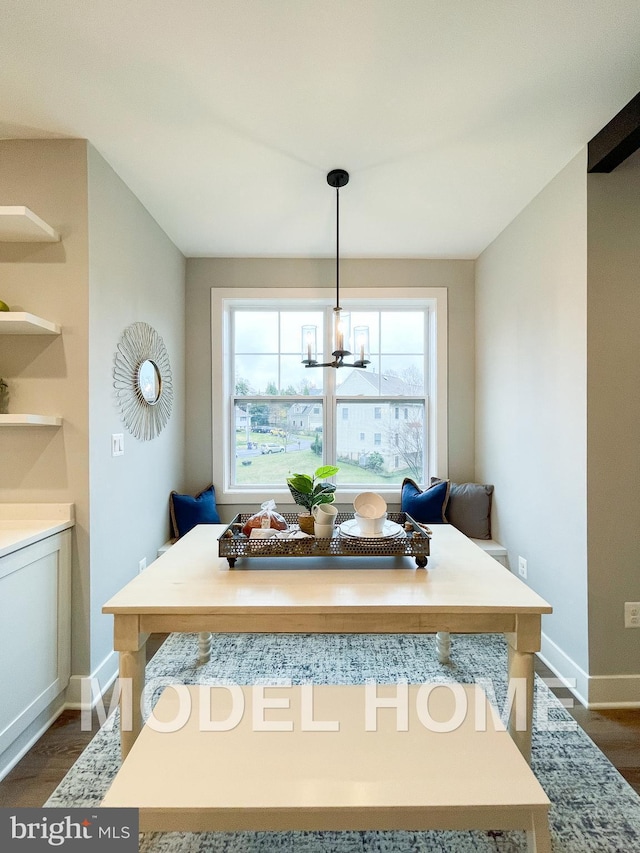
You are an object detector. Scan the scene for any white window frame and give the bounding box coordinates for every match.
[211,287,448,504]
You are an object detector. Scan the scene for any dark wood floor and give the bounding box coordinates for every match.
[1,637,639,807]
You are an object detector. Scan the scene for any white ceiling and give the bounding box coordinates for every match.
[1,0,639,258]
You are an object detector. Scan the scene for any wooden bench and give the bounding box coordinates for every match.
[102,683,550,851]
[472,538,509,567]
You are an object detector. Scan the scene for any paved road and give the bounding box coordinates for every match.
[236,439,312,457]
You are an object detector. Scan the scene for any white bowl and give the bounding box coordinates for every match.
[353,491,387,519]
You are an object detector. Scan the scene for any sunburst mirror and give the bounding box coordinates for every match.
[113,322,173,440]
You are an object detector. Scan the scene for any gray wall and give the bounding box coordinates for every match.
[0,139,91,676]
[475,151,589,673]
[87,145,186,676]
[185,257,476,516]
[587,149,640,679]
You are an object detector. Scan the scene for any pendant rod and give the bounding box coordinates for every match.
[335,183,340,311]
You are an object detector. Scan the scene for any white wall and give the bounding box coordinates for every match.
[185,257,475,515]
[587,149,640,690]
[475,151,589,677]
[87,145,185,678]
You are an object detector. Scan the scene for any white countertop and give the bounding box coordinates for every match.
[0,504,75,559]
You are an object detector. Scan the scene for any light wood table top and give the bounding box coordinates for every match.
[103,523,551,617]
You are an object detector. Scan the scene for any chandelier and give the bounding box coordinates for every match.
[301,169,370,369]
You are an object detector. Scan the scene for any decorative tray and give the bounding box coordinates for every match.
[218,512,431,569]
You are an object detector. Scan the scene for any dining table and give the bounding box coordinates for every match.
[102,522,552,762]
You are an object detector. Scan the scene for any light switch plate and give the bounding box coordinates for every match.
[111,433,124,456]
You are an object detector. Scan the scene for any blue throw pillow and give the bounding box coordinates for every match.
[169,484,221,538]
[401,477,450,524]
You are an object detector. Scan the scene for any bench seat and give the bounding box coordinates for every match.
[470,538,509,567]
[102,683,550,850]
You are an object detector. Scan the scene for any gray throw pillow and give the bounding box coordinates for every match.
[431,478,494,540]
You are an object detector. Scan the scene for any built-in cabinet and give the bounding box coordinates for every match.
[0,206,63,427]
[0,504,74,780]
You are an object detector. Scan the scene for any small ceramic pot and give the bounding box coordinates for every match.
[298,513,315,535]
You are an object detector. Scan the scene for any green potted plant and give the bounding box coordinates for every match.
[287,465,339,533]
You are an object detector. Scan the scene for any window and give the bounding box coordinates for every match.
[212,288,447,501]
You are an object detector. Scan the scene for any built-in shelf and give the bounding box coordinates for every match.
[0,312,61,335]
[0,414,62,427]
[0,206,60,242]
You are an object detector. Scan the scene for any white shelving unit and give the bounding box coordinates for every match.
[0,312,61,335]
[0,206,60,242]
[0,414,62,427]
[0,205,63,425]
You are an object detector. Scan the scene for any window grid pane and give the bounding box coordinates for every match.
[229,304,429,489]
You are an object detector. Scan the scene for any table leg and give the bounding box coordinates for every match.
[505,614,541,764]
[526,809,552,852]
[436,631,451,664]
[114,615,148,760]
[198,631,212,662]
[119,647,146,759]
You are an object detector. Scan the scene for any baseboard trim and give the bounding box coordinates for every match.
[586,674,640,709]
[539,632,640,708]
[0,705,65,783]
[65,648,118,711]
[538,632,590,706]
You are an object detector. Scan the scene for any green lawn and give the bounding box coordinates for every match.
[235,448,409,487]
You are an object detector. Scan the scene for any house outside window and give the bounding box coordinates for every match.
[211,287,448,502]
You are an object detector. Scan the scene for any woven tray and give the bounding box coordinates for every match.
[218,512,430,569]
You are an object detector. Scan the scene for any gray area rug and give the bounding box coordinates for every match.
[46,633,640,851]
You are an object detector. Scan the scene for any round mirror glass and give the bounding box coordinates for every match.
[137,359,162,404]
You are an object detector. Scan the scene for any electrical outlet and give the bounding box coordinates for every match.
[138,557,147,573]
[518,556,527,579]
[624,602,640,628]
[111,433,124,456]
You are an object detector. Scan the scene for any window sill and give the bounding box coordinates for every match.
[220,487,403,506]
